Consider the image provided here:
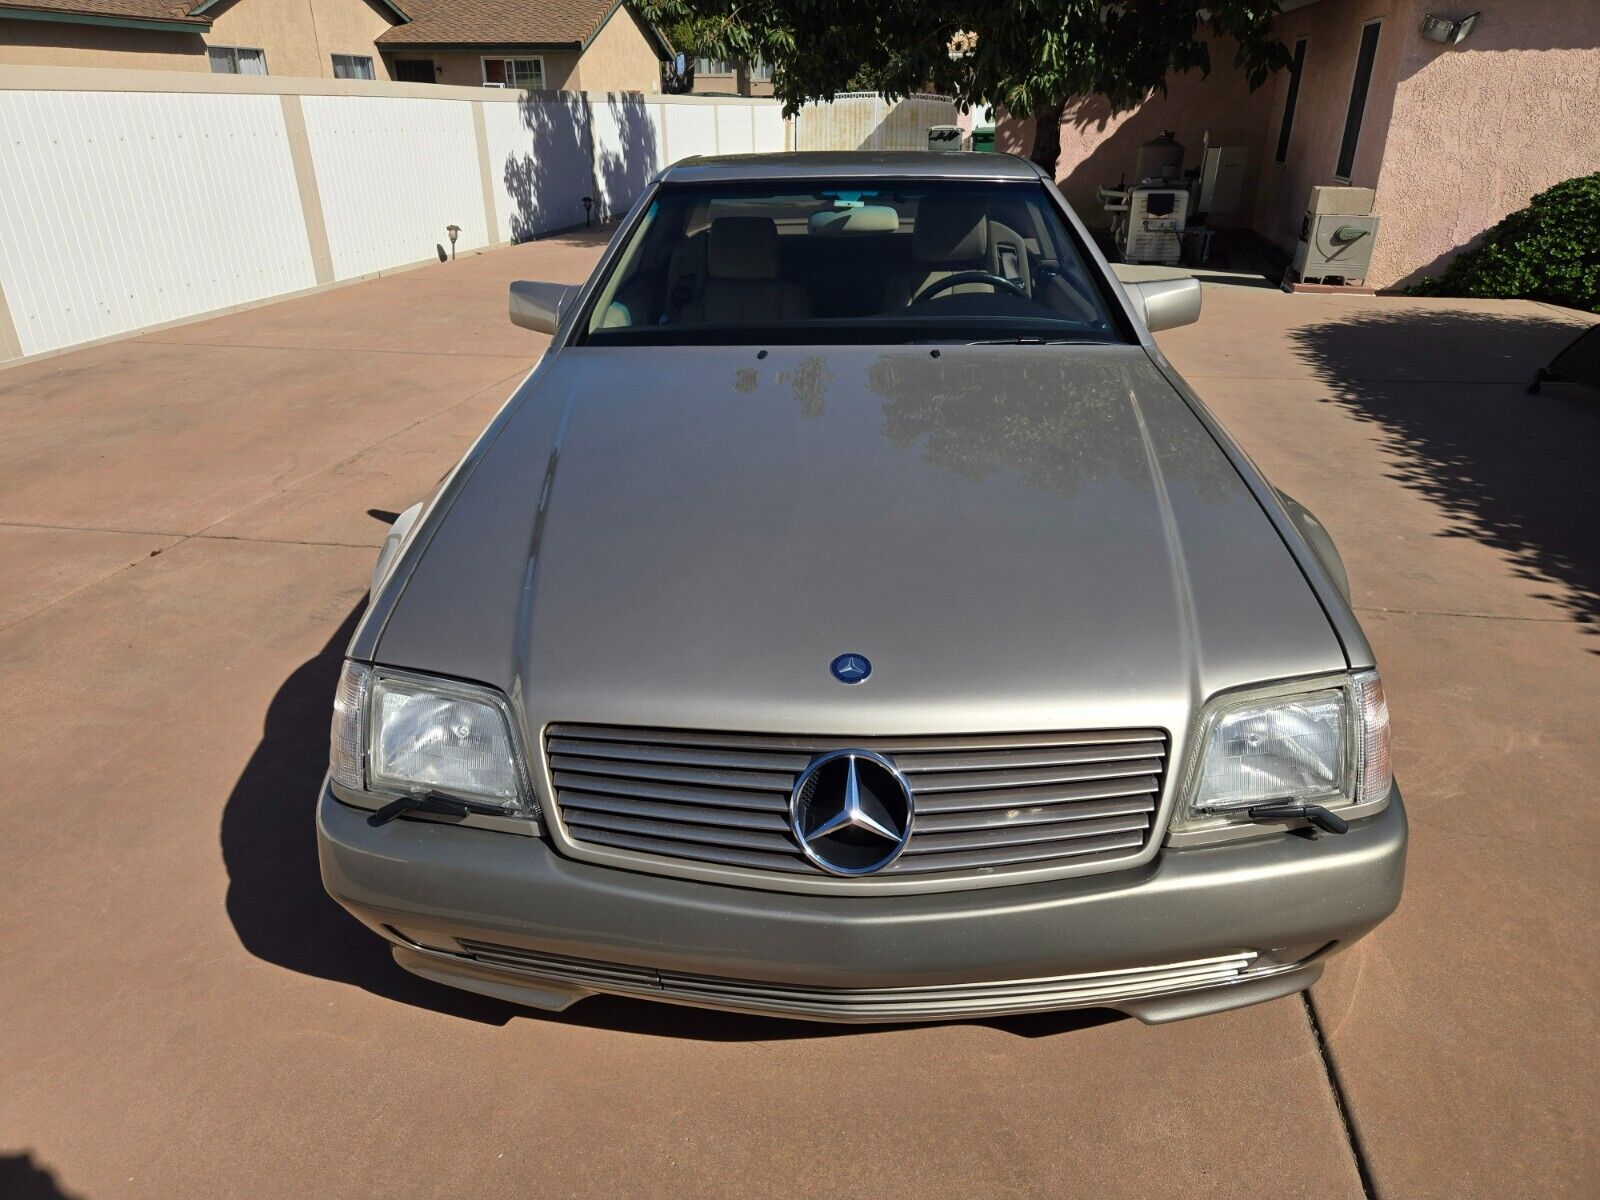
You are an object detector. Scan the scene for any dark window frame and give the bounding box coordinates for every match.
[1335,20,1383,181]
[1274,37,1308,166]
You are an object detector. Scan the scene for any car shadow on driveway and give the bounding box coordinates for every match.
[1290,308,1600,648]
[221,609,1123,1040]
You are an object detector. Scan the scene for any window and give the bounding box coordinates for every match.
[578,180,1124,347]
[332,54,375,81]
[1335,21,1382,180]
[748,59,772,83]
[394,59,435,83]
[482,57,544,90]
[1274,37,1307,165]
[207,46,267,75]
[696,58,734,76]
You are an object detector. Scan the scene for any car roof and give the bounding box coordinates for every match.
[658,151,1046,185]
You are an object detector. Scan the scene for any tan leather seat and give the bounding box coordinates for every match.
[677,217,810,324]
[883,198,1032,308]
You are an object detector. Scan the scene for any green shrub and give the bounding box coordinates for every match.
[1407,172,1600,312]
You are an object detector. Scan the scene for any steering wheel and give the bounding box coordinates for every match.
[911,270,1029,305]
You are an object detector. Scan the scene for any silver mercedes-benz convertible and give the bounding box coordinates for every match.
[318,152,1405,1024]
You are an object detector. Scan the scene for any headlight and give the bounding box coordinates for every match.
[1174,671,1391,832]
[329,662,532,813]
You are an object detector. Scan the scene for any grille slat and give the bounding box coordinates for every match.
[549,754,794,793]
[559,827,814,873]
[913,779,1160,816]
[548,737,814,774]
[911,758,1166,794]
[913,793,1155,833]
[896,741,1164,774]
[899,812,1151,854]
[550,772,790,813]
[885,829,1147,873]
[547,724,1166,882]
[559,791,793,832]
[549,723,1163,754]
[565,811,796,853]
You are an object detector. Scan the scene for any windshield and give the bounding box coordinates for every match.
[578,179,1124,346]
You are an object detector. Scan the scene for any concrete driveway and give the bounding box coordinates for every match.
[2,234,1595,1200]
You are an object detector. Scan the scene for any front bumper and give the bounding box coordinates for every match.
[318,783,1406,1024]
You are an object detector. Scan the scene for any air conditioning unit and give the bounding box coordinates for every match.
[1122,186,1189,265]
[1291,186,1381,285]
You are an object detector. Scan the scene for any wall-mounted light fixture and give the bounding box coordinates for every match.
[445,224,460,260]
[1420,11,1479,45]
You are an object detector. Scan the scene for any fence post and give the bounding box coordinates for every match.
[278,94,334,286]
[470,100,501,246]
[0,278,22,363]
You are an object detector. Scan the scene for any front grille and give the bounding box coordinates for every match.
[454,938,1262,1019]
[546,724,1167,878]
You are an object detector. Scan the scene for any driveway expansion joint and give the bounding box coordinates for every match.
[1304,992,1380,1200]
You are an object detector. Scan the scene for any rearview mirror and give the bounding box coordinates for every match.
[509,280,577,334]
[1125,277,1201,332]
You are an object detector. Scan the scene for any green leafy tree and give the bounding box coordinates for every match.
[637,1,1288,175]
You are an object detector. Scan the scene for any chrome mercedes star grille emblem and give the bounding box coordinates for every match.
[789,749,914,876]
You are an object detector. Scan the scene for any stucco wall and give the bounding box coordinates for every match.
[0,0,400,78]
[205,0,398,80]
[998,37,1276,230]
[996,0,1600,289]
[573,3,662,92]
[0,21,204,71]
[1366,0,1600,287]
[1252,0,1410,254]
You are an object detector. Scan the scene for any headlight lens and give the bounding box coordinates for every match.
[328,662,529,811]
[1177,671,1392,831]
[1193,689,1346,812]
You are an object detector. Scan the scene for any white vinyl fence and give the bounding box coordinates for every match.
[0,68,785,362]
[794,92,959,152]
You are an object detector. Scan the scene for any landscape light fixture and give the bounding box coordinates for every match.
[582,196,595,226]
[1420,11,1478,44]
[445,224,460,260]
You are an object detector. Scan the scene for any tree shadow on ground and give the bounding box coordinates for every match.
[0,1153,82,1200]
[1289,307,1600,646]
[220,608,1124,1039]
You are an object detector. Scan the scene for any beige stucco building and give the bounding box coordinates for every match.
[1001,0,1600,289]
[0,0,668,91]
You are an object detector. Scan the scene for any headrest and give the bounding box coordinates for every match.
[913,198,989,261]
[706,216,780,280]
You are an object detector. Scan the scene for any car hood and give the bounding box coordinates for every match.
[375,345,1344,739]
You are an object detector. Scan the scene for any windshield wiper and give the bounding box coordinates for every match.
[367,790,505,827]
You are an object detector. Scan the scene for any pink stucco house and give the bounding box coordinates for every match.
[1000,0,1599,289]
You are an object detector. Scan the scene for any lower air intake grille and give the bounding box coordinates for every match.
[545,724,1167,879]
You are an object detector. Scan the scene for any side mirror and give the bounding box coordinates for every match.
[1125,277,1201,332]
[509,280,577,334]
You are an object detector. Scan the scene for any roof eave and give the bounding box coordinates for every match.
[374,39,584,53]
[0,4,208,31]
[188,0,407,19]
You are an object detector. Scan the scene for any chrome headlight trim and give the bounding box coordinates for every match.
[330,661,538,818]
[1169,671,1392,842]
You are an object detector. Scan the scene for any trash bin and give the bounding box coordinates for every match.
[971,127,996,153]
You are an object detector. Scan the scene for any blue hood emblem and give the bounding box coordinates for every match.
[830,653,872,684]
